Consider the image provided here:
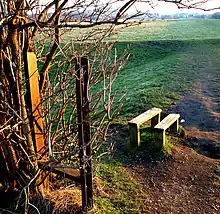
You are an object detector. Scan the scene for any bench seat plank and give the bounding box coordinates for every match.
[155,113,180,130]
[129,107,162,125]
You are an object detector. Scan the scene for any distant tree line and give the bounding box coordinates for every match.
[212,12,220,19]
[144,12,220,20]
[158,13,212,20]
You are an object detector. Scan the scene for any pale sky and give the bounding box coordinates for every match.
[106,0,220,15]
[39,0,220,15]
[152,0,220,14]
[122,0,220,14]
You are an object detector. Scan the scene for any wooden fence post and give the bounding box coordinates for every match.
[76,57,93,211]
[25,52,45,154]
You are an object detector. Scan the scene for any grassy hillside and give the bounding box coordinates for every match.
[109,19,220,118]
[94,19,220,213]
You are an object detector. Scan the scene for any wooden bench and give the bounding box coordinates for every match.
[128,108,162,147]
[154,113,180,149]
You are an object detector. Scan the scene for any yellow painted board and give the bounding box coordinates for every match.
[27,52,45,153]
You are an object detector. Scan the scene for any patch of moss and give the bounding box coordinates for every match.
[94,160,146,214]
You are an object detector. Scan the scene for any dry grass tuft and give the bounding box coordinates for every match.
[93,177,109,197]
[46,188,81,213]
[30,187,82,213]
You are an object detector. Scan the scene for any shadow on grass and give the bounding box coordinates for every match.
[117,38,220,65]
[172,99,220,132]
[104,124,174,168]
[183,137,220,159]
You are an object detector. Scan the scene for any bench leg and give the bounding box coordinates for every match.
[129,124,140,147]
[155,129,165,150]
[170,119,179,133]
[151,113,161,128]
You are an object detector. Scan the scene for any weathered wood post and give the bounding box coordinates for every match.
[129,123,140,147]
[170,120,179,133]
[25,52,45,153]
[82,57,93,209]
[154,129,166,149]
[24,51,49,192]
[151,113,161,128]
[76,57,93,211]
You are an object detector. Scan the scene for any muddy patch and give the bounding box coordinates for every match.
[171,80,220,158]
[174,98,220,131]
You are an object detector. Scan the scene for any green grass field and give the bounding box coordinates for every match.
[107,19,220,119]
[93,19,220,213]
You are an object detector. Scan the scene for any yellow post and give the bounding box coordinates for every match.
[27,52,45,153]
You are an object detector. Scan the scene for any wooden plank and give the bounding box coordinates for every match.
[155,114,180,131]
[27,52,44,153]
[129,107,162,125]
[53,167,80,182]
[39,163,80,183]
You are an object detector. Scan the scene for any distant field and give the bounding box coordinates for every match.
[48,19,220,121]
[107,19,220,119]
[114,19,220,41]
[47,19,220,126]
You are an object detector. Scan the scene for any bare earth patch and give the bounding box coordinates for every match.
[171,62,220,158]
[127,146,219,214]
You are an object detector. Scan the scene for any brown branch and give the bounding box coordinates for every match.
[158,0,220,11]
[19,19,125,31]
[31,0,57,39]
[46,0,68,24]
[39,1,61,93]
[114,0,137,22]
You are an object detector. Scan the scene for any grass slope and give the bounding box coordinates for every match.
[94,19,220,213]
[111,19,220,118]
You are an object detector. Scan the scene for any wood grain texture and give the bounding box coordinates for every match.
[128,108,162,147]
[129,107,162,125]
[27,52,45,153]
[155,114,180,131]
[129,124,140,147]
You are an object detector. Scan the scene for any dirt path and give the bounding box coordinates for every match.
[123,46,220,213]
[171,49,220,158]
[128,146,219,214]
